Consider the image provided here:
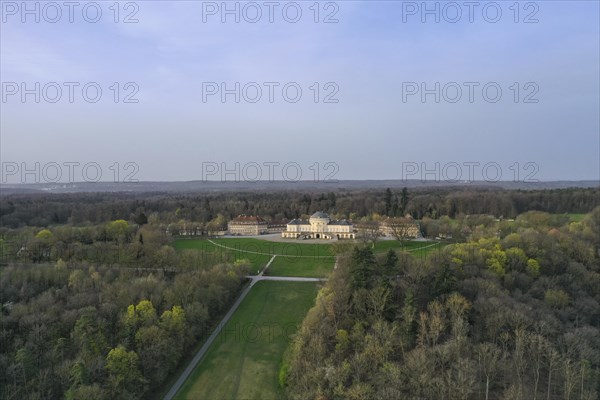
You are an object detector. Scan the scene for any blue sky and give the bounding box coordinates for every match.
[1,1,599,182]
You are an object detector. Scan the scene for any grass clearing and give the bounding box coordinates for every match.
[565,213,587,222]
[173,238,446,276]
[373,239,434,252]
[266,256,334,278]
[173,239,273,271]
[372,239,447,259]
[174,280,319,400]
[173,238,334,274]
[213,238,334,257]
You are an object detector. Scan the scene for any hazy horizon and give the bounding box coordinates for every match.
[2,1,599,183]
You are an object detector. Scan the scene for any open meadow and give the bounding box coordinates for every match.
[172,237,445,276]
[174,280,319,400]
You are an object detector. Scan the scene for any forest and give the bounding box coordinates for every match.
[0,187,598,399]
[283,207,600,399]
[0,187,597,229]
[0,260,249,399]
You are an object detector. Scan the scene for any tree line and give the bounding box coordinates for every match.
[1,187,597,229]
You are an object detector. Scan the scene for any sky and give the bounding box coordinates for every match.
[1,0,599,183]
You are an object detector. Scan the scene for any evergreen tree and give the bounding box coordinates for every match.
[350,247,376,289]
[400,187,409,216]
[384,188,393,216]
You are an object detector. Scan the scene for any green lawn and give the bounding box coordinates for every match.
[173,238,445,275]
[173,238,335,274]
[212,238,334,256]
[373,239,433,252]
[266,256,335,278]
[172,238,334,256]
[174,281,319,400]
[173,239,273,272]
[565,213,587,222]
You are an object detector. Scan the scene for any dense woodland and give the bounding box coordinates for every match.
[283,208,600,399]
[0,187,598,399]
[0,187,597,228]
[0,261,249,399]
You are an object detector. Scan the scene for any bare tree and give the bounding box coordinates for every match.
[358,220,381,248]
[528,333,548,400]
[477,343,501,400]
[545,346,560,400]
[513,327,529,400]
[386,217,420,244]
[564,358,578,400]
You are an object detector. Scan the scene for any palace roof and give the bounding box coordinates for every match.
[288,219,308,225]
[328,219,351,226]
[310,211,329,219]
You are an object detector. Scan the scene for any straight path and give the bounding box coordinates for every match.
[163,272,325,400]
[164,239,345,399]
[162,277,258,400]
[259,255,277,276]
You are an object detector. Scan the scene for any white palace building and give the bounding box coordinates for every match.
[282,211,355,240]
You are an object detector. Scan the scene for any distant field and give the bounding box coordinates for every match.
[266,256,335,278]
[214,238,334,257]
[172,238,335,274]
[173,239,273,271]
[173,238,333,256]
[372,240,446,259]
[565,213,587,222]
[174,281,319,400]
[172,238,445,275]
[373,239,437,252]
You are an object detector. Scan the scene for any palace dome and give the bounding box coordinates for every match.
[310,211,329,219]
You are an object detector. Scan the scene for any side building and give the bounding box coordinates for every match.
[379,216,422,239]
[228,215,268,236]
[282,211,355,239]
